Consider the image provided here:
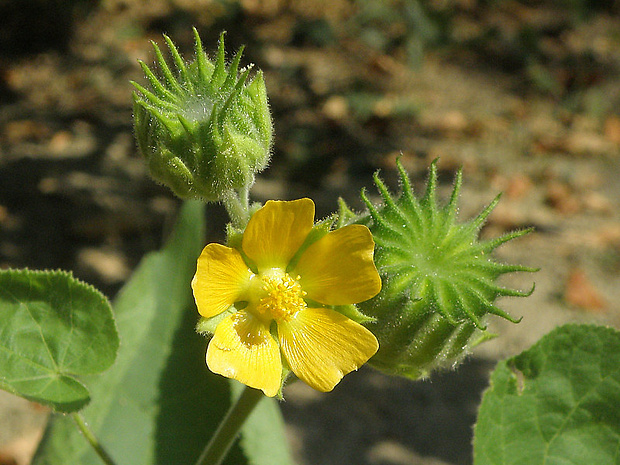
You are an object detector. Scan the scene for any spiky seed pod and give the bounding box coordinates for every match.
[354,159,536,380]
[132,29,273,201]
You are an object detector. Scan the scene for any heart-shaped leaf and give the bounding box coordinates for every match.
[474,324,620,465]
[0,269,118,412]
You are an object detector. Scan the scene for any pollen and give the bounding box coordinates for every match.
[255,272,307,322]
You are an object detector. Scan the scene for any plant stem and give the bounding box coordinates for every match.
[222,188,250,229]
[194,385,263,465]
[71,413,117,465]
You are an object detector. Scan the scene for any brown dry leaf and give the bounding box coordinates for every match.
[0,453,17,465]
[533,135,568,154]
[564,268,607,312]
[47,130,73,153]
[0,428,44,465]
[566,130,614,156]
[545,181,581,215]
[76,247,130,284]
[582,191,613,215]
[322,95,348,121]
[438,110,469,133]
[505,174,534,200]
[594,223,620,250]
[604,115,620,145]
[2,120,50,145]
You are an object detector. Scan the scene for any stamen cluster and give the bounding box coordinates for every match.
[256,273,307,322]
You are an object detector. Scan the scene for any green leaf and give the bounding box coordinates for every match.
[474,324,620,465]
[0,269,118,412]
[33,201,294,465]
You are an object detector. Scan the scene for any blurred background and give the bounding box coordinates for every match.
[1,1,619,464]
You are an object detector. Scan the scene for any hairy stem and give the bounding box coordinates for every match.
[71,413,117,465]
[222,187,251,229]
[194,385,263,465]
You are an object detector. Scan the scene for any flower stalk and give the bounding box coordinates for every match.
[71,413,117,465]
[194,386,263,465]
[221,186,251,230]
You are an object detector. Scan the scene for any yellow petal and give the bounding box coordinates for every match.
[192,243,253,318]
[294,224,381,305]
[278,307,378,392]
[207,311,282,397]
[242,198,314,271]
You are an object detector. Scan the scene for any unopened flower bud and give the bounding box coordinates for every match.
[350,159,536,379]
[132,29,272,200]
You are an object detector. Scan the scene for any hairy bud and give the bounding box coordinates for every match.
[132,30,272,201]
[349,160,536,379]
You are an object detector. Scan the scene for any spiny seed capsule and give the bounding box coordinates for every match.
[132,29,272,201]
[350,159,536,380]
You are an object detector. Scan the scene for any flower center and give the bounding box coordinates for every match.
[255,271,307,322]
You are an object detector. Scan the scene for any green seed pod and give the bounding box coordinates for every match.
[353,159,536,380]
[132,29,273,201]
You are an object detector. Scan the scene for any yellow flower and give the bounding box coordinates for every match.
[192,198,381,397]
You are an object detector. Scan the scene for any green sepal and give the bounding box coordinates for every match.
[196,307,236,336]
[334,304,376,325]
[336,197,364,228]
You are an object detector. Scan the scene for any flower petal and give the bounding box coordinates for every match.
[207,311,282,397]
[242,198,314,271]
[294,224,381,305]
[278,307,378,392]
[192,243,253,318]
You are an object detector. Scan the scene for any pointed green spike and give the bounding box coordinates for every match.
[219,68,252,117]
[395,158,425,231]
[374,172,400,216]
[210,31,228,90]
[131,81,179,112]
[487,304,522,323]
[163,34,193,92]
[361,187,386,228]
[422,158,439,215]
[445,167,463,221]
[493,282,536,298]
[193,27,211,84]
[137,60,181,105]
[177,113,194,136]
[151,40,185,95]
[470,194,501,232]
[220,46,246,94]
[480,228,534,253]
[396,157,415,205]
